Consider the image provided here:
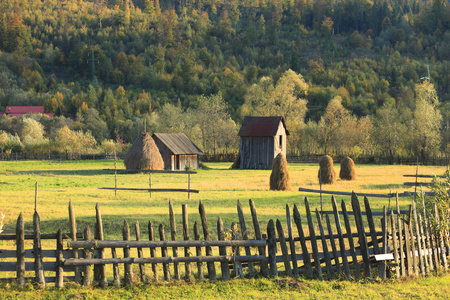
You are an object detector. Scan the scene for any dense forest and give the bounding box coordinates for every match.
[0,0,449,162]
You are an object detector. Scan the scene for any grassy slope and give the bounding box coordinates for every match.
[0,160,448,298]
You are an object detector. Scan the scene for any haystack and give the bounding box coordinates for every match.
[124,132,164,170]
[339,156,356,180]
[270,153,291,191]
[318,155,336,184]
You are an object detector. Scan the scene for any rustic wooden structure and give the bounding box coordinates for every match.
[152,133,203,170]
[1,194,449,287]
[237,116,289,169]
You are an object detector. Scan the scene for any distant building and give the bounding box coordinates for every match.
[237,116,289,169]
[1,106,54,117]
[152,133,203,170]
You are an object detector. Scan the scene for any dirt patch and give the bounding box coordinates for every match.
[276,279,308,290]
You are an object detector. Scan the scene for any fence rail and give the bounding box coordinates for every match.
[1,194,448,288]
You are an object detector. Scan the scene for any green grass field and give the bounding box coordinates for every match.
[0,160,448,299]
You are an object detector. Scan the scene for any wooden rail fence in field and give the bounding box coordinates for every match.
[1,194,448,288]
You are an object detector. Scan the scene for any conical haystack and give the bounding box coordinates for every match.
[124,132,164,170]
[270,153,291,191]
[339,156,356,180]
[318,155,336,184]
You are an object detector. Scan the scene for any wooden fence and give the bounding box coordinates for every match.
[1,194,448,288]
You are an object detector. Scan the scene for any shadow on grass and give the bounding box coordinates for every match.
[10,169,116,176]
[361,184,404,190]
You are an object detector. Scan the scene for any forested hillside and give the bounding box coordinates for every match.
[0,0,449,161]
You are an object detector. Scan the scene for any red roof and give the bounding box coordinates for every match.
[3,106,53,118]
[238,116,289,137]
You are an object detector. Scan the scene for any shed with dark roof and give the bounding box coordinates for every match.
[152,133,203,170]
[237,116,289,169]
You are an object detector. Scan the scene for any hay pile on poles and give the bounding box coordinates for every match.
[318,155,336,184]
[270,153,291,191]
[339,156,356,180]
[124,132,164,170]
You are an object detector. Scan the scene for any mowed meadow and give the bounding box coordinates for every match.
[0,160,449,299]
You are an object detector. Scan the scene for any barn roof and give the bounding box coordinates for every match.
[238,116,289,137]
[3,106,54,117]
[153,133,203,155]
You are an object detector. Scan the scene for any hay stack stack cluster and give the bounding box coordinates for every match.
[318,155,336,184]
[270,153,290,191]
[124,132,164,170]
[339,156,356,180]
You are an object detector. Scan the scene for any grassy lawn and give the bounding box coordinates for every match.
[0,160,448,298]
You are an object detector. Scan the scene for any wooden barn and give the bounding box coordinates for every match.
[152,133,203,170]
[237,116,289,169]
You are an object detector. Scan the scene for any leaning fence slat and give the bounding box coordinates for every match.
[33,211,45,287]
[135,221,147,283]
[237,200,255,277]
[380,206,387,279]
[331,196,350,279]
[56,228,64,289]
[68,200,81,284]
[231,221,244,278]
[249,199,269,277]
[352,195,371,279]
[286,205,298,277]
[199,200,216,280]
[341,200,361,280]
[408,205,419,277]
[217,217,230,280]
[169,200,180,280]
[159,223,170,281]
[364,196,384,277]
[182,204,191,280]
[293,204,313,278]
[412,201,425,276]
[325,214,340,277]
[95,203,107,287]
[305,198,322,280]
[404,207,413,276]
[267,219,278,276]
[390,210,400,278]
[396,194,406,277]
[16,213,25,287]
[111,247,121,287]
[421,193,434,271]
[194,221,204,279]
[315,209,334,280]
[83,225,92,287]
[417,214,429,275]
[123,220,133,285]
[148,221,158,281]
[276,219,292,277]
[434,204,448,272]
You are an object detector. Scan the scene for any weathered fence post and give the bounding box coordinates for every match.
[408,205,418,277]
[83,225,92,287]
[380,206,387,279]
[56,228,64,289]
[305,198,322,280]
[390,210,400,278]
[325,214,340,277]
[135,221,147,283]
[231,221,244,278]
[421,193,434,271]
[194,221,204,279]
[417,214,429,275]
[159,223,171,281]
[33,211,45,287]
[148,221,158,281]
[293,204,313,278]
[267,219,278,276]
[249,199,269,277]
[404,205,413,276]
[276,219,292,277]
[412,200,425,276]
[315,209,334,280]
[396,194,406,277]
[16,213,25,287]
[68,200,81,284]
[199,200,216,280]
[182,204,191,280]
[123,220,133,285]
[286,205,298,277]
[331,197,350,280]
[341,200,361,280]
[95,203,107,287]
[351,193,372,279]
[237,200,255,277]
[364,196,384,277]
[217,217,230,280]
[169,200,180,280]
[434,204,448,272]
